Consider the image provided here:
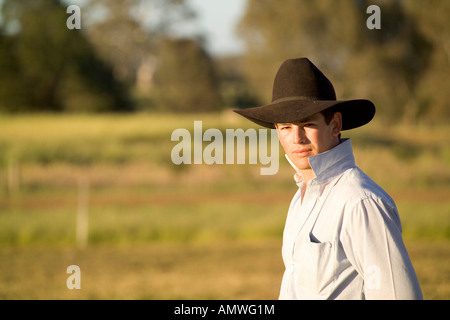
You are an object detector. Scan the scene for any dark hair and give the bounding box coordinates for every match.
[320,107,342,140]
[320,106,338,125]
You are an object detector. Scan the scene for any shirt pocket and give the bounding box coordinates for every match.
[292,235,336,298]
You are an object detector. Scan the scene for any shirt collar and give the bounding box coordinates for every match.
[290,138,356,186]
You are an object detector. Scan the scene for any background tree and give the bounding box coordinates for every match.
[400,0,450,122]
[0,0,223,113]
[83,0,196,87]
[0,0,132,112]
[151,37,222,112]
[215,55,261,109]
[80,0,223,112]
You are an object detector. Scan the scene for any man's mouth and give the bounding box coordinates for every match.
[292,149,311,157]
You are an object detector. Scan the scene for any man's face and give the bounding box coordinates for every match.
[275,112,342,171]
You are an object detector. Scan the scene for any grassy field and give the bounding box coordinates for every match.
[0,112,449,299]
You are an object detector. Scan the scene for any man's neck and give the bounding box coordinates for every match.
[299,168,316,185]
[297,169,315,203]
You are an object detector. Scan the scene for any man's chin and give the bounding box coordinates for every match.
[294,162,311,171]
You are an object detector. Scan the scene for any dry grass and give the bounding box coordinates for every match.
[0,241,284,300]
[0,240,448,300]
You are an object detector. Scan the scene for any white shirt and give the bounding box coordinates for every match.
[279,139,423,300]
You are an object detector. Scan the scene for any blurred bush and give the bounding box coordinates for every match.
[0,0,132,112]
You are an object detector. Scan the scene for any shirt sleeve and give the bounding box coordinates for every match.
[341,196,423,299]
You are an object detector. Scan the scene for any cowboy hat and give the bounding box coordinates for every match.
[233,58,375,130]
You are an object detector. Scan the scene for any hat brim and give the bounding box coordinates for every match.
[233,99,375,131]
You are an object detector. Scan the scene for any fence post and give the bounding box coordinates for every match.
[77,177,89,248]
[7,157,21,194]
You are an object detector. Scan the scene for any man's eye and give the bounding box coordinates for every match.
[304,123,314,127]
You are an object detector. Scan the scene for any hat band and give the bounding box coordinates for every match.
[272,95,334,103]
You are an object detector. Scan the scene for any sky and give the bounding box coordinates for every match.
[186,0,247,56]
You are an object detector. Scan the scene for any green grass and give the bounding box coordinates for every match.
[1,190,449,246]
[0,112,449,299]
[0,188,289,246]
[398,201,450,240]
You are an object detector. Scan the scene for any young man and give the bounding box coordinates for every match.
[234,58,423,299]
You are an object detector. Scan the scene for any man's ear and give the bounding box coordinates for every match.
[331,112,343,137]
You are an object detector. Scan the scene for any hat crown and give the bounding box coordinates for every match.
[272,58,336,102]
[233,57,375,131]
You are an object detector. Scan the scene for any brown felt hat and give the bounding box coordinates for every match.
[234,58,375,130]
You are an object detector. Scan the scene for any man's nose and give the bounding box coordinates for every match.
[292,126,307,144]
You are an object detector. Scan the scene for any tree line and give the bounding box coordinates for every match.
[0,0,448,123]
